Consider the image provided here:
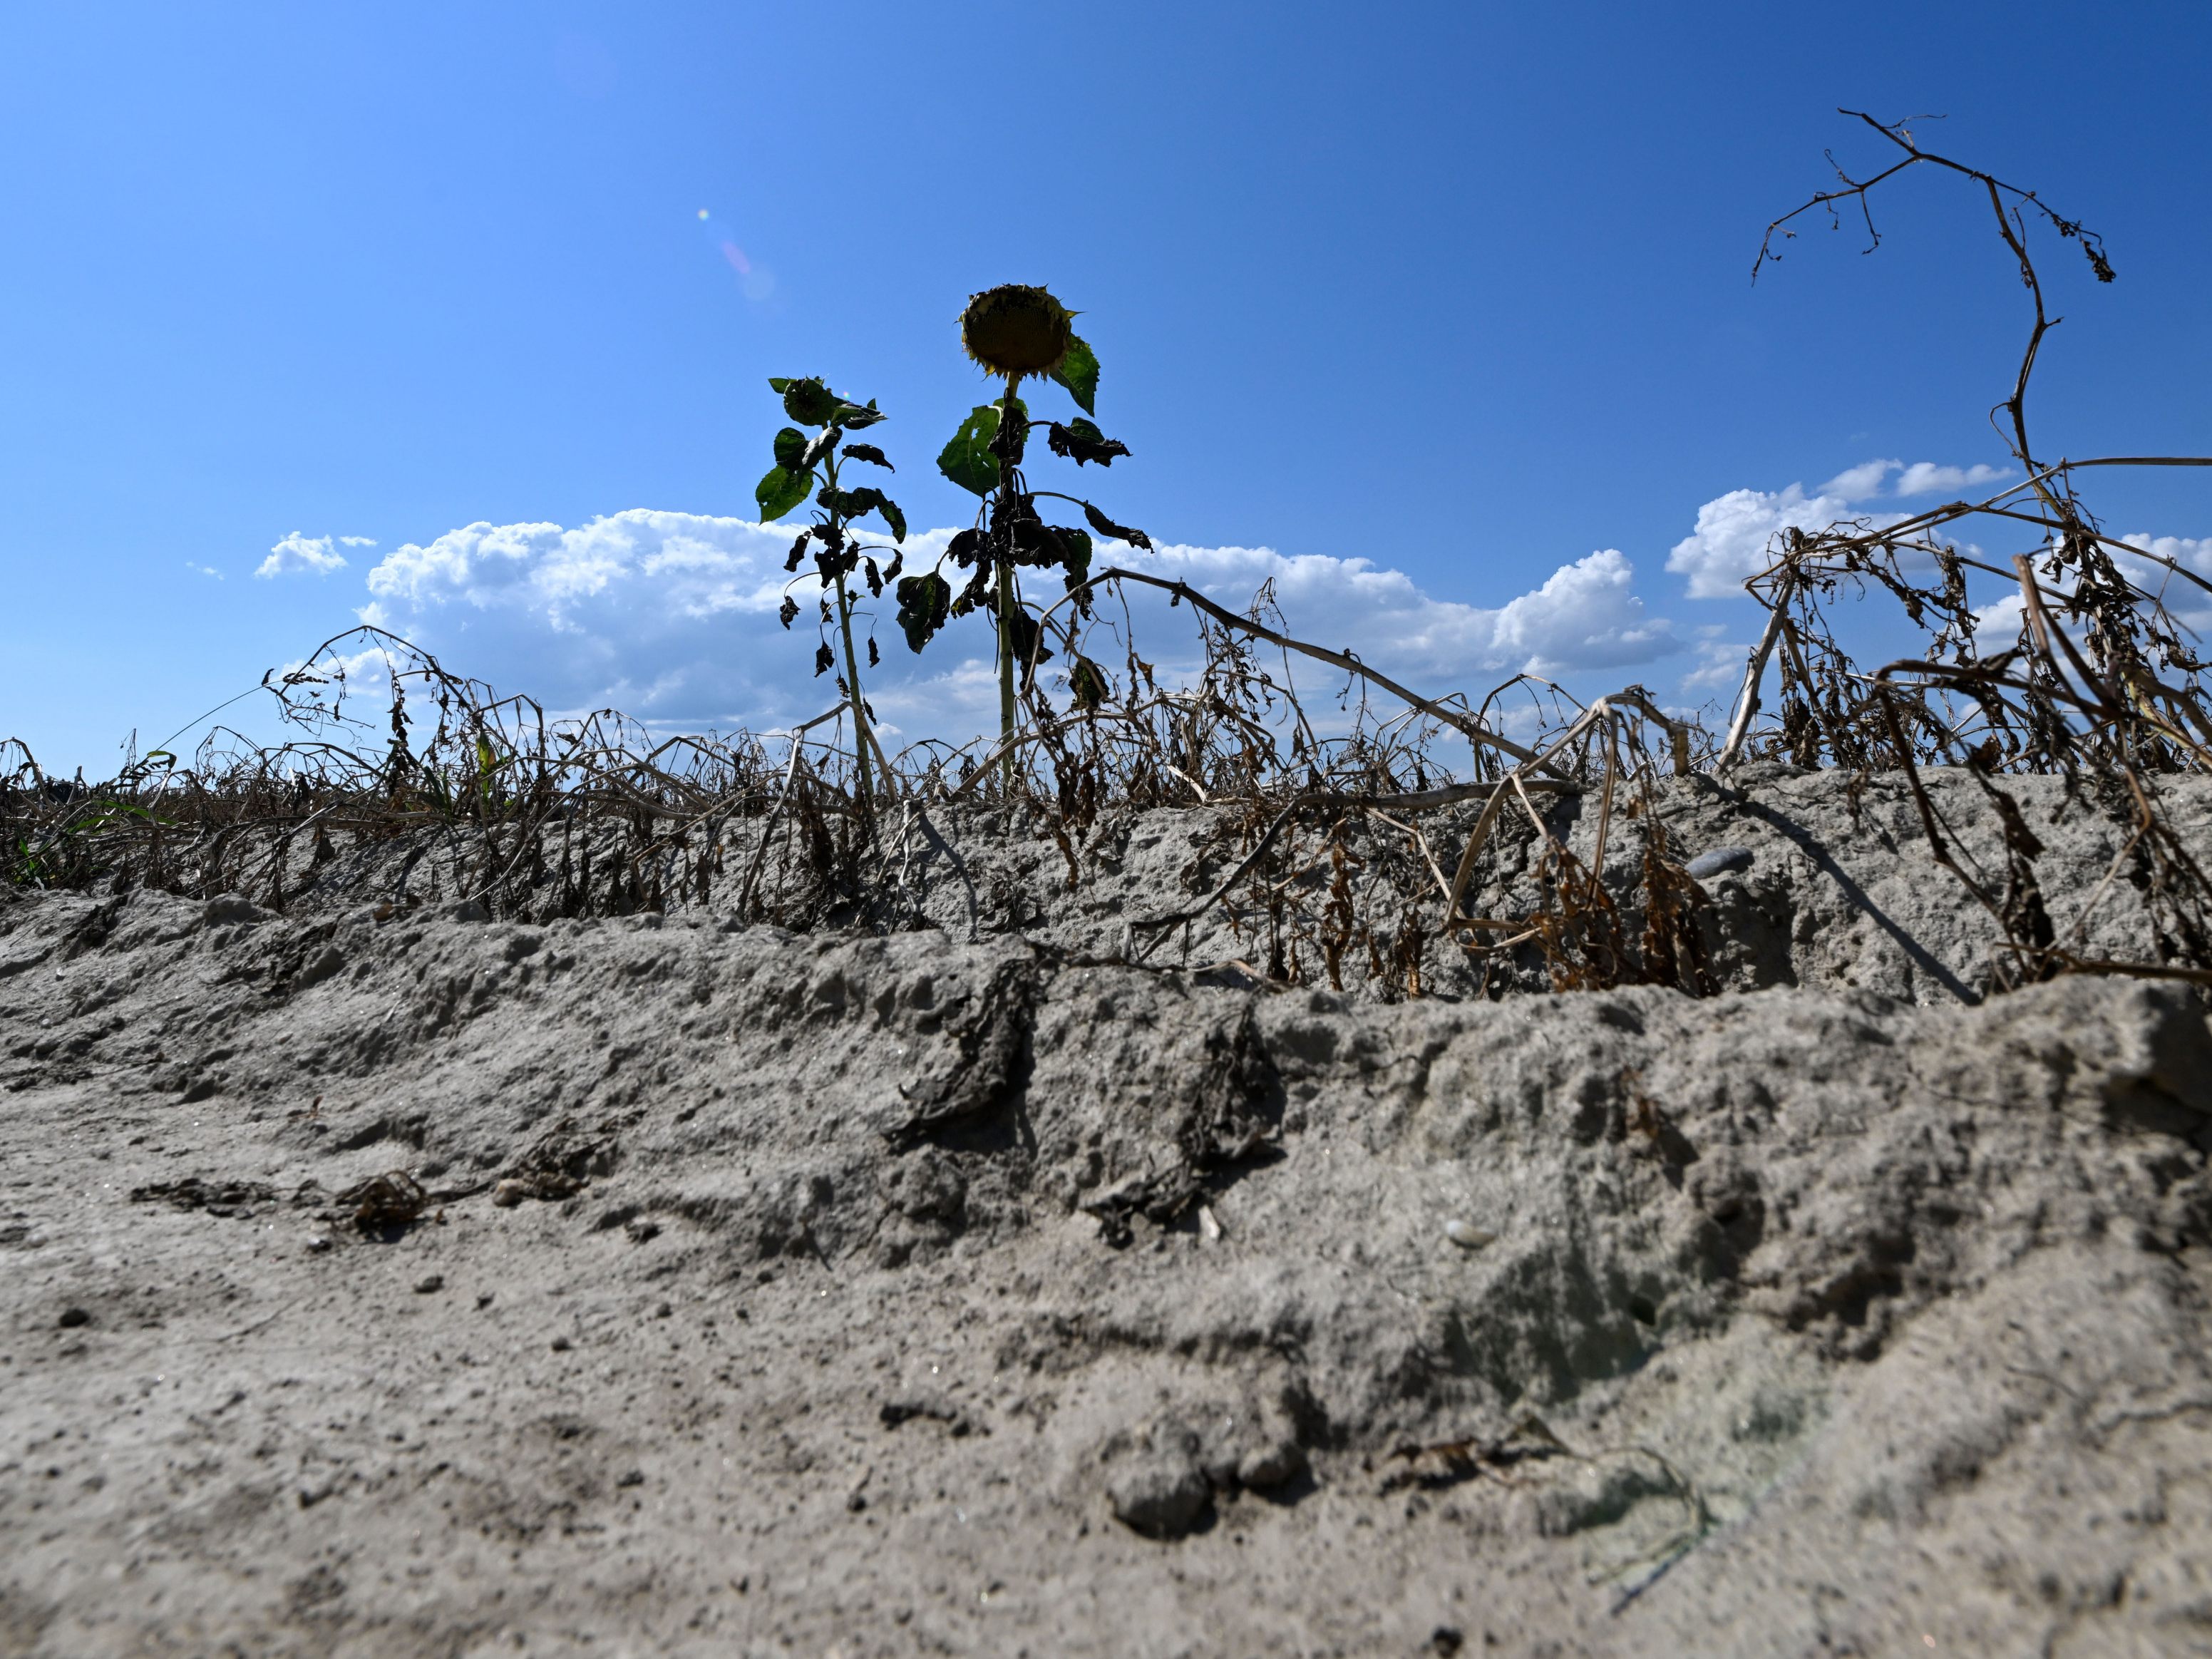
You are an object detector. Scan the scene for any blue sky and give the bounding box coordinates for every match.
[4,1,2209,768]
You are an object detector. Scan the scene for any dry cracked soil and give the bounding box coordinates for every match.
[4,766,2211,1658]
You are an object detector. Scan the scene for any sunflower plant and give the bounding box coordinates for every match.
[897,285,1152,766]
[756,376,906,798]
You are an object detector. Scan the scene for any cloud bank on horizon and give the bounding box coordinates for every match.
[352,510,1677,739]
[338,455,2180,741]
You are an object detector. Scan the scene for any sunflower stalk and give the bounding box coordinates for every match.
[755,375,905,810]
[910,284,1151,795]
[994,371,1024,782]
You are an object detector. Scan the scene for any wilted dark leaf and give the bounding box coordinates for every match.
[814,642,835,677]
[756,464,814,522]
[842,443,893,471]
[1052,526,1094,581]
[882,550,904,582]
[1047,418,1128,468]
[1002,607,1051,681]
[778,595,800,630]
[813,528,857,584]
[816,486,905,541]
[947,528,986,568]
[867,635,880,667]
[773,427,808,471]
[952,563,992,617]
[784,532,811,572]
[1069,655,1109,710]
[1082,502,1153,550]
[837,401,887,430]
[803,427,840,469]
[1049,334,1100,415]
[1008,521,1092,575]
[1009,519,1061,567]
[863,557,883,597]
[895,572,952,652]
[989,403,1029,466]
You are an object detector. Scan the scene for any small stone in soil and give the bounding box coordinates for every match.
[551,1335,572,1351]
[305,1236,332,1253]
[1108,1452,1210,1539]
[414,1274,444,1294]
[1444,1220,1496,1250]
[1686,845,1755,880]
[57,1308,90,1329]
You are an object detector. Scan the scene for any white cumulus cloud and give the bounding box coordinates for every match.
[1895,461,2011,498]
[1665,459,2009,600]
[352,510,1680,742]
[1818,459,1901,500]
[257,531,354,579]
[1665,483,1891,600]
[1812,458,2013,502]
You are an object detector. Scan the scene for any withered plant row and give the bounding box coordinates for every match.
[6,114,2209,1000]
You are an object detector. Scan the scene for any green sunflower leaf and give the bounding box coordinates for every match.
[937,402,1024,498]
[1049,335,1099,415]
[781,377,840,426]
[754,464,815,522]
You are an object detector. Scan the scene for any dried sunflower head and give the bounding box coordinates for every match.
[960,284,1076,379]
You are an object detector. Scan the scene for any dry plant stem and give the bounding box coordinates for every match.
[1049,567,1563,779]
[1442,699,1617,931]
[1757,109,2106,476]
[818,449,874,806]
[996,371,1023,783]
[1717,571,1799,773]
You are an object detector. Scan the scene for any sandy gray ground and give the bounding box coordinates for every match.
[4,769,2211,1658]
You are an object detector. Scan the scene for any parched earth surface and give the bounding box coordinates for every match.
[3,768,2211,1658]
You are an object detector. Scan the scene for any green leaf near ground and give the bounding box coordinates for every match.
[755,464,815,521]
[1050,334,1099,414]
